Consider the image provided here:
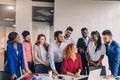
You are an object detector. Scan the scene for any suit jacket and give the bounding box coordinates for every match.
[77,37,91,65]
[4,43,25,75]
[107,40,120,76]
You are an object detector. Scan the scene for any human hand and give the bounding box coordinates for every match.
[44,62,49,66]
[105,75,114,80]
[11,74,17,80]
[26,69,32,74]
[80,49,85,53]
[22,70,26,75]
[74,72,80,77]
[53,70,58,76]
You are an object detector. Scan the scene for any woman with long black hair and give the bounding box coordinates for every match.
[4,32,25,79]
[87,31,106,66]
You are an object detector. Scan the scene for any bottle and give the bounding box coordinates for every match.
[32,77,37,80]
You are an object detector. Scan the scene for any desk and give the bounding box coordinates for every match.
[17,74,113,80]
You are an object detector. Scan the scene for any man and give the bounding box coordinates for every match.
[22,30,34,73]
[77,27,91,75]
[64,26,74,44]
[102,30,120,76]
[49,30,66,75]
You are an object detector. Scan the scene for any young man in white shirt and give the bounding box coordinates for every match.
[64,26,74,44]
[49,30,67,75]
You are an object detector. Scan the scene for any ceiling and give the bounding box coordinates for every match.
[0,4,15,27]
[32,0,54,2]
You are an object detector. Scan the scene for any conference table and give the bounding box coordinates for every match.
[17,74,116,80]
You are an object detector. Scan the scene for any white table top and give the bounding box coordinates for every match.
[17,74,116,80]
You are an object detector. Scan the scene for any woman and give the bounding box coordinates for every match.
[87,31,106,66]
[4,32,26,79]
[33,34,49,73]
[61,43,82,77]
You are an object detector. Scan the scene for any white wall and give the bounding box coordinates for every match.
[54,0,120,43]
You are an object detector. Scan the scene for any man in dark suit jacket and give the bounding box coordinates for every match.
[77,28,91,75]
[102,30,120,76]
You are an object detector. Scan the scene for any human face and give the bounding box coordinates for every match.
[56,34,63,43]
[91,35,98,43]
[81,30,88,38]
[102,35,112,44]
[65,30,72,38]
[39,36,46,44]
[72,44,77,53]
[14,35,20,43]
[24,35,31,42]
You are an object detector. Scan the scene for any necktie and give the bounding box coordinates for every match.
[105,44,109,56]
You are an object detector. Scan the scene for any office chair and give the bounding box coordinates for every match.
[88,66,106,76]
[0,71,12,80]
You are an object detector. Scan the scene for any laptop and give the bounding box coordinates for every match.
[79,69,102,80]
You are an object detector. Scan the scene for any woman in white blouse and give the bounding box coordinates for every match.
[33,34,49,73]
[87,31,106,66]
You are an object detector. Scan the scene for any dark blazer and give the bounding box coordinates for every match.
[77,37,91,65]
[107,40,120,76]
[4,43,25,77]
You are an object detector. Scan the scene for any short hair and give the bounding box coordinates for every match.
[81,27,88,31]
[54,30,62,40]
[22,30,30,38]
[102,30,112,36]
[66,26,73,32]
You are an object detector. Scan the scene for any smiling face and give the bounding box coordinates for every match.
[56,34,63,43]
[24,35,31,42]
[81,30,88,38]
[14,35,20,43]
[91,34,98,43]
[102,35,112,44]
[39,36,46,44]
[65,30,72,38]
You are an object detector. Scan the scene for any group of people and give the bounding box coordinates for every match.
[4,26,120,79]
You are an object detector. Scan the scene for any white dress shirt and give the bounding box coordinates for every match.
[49,42,67,70]
[64,37,74,44]
[87,41,106,61]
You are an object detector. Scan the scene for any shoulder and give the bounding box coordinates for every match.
[111,40,120,48]
[77,38,83,41]
[76,53,81,59]
[33,44,39,49]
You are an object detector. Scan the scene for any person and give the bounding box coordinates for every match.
[102,30,120,76]
[4,32,26,79]
[33,34,50,73]
[22,31,34,73]
[87,31,105,66]
[61,43,82,77]
[64,26,74,44]
[49,30,67,75]
[77,27,91,75]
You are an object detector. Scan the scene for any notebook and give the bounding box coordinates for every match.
[79,69,102,80]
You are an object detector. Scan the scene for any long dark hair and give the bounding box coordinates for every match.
[91,31,102,52]
[35,34,49,52]
[7,32,18,44]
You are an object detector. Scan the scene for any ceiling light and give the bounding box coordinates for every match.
[8,6,14,10]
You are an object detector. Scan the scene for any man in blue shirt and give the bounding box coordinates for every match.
[102,30,120,76]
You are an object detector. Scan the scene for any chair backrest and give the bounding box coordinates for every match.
[88,66,106,76]
[0,71,12,80]
[4,50,7,64]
